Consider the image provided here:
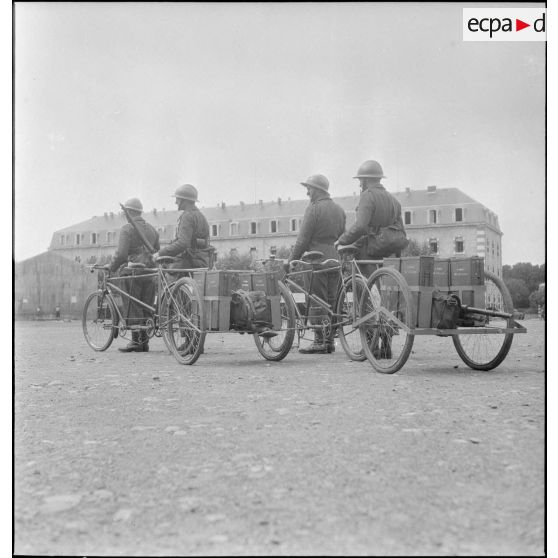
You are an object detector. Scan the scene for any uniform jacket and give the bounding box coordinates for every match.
[109,216,160,272]
[158,206,210,259]
[289,192,346,262]
[338,184,404,246]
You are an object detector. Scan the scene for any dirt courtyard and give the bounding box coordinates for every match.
[14,318,545,556]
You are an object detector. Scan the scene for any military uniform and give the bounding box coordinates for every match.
[109,216,160,327]
[338,183,405,276]
[290,190,346,348]
[158,206,211,270]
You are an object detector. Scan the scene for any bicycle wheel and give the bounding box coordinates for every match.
[336,275,367,361]
[452,271,514,370]
[253,281,296,361]
[82,291,118,351]
[359,267,415,374]
[158,286,175,354]
[166,278,206,365]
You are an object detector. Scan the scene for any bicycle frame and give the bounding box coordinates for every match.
[95,264,207,335]
[283,257,383,338]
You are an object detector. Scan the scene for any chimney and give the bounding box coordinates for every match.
[277,197,282,205]
[427,185,437,193]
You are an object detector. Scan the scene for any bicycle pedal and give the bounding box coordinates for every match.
[259,330,279,339]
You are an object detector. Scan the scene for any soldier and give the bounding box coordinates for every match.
[336,160,408,359]
[289,174,346,354]
[336,160,407,271]
[153,184,211,273]
[109,198,160,353]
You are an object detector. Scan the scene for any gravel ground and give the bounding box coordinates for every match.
[14,318,545,556]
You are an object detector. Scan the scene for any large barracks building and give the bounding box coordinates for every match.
[47,185,503,277]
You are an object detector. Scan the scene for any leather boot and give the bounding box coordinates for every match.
[139,330,149,352]
[326,327,336,353]
[299,330,328,354]
[119,331,144,353]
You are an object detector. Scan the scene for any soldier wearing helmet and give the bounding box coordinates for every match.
[337,160,408,360]
[154,184,211,271]
[289,174,346,354]
[109,197,160,352]
[336,160,407,266]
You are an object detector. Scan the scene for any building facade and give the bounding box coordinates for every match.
[47,186,503,276]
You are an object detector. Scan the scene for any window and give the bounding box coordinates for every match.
[455,208,463,222]
[404,211,412,225]
[270,220,278,233]
[157,227,165,238]
[250,221,257,235]
[290,218,298,232]
[496,243,500,257]
[492,240,495,255]
[107,231,112,244]
[211,224,218,237]
[429,239,438,254]
[60,235,65,246]
[91,233,97,244]
[429,209,437,224]
[230,222,238,236]
[76,234,81,246]
[454,237,464,253]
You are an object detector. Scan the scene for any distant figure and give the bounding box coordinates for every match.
[55,305,61,319]
[36,306,42,320]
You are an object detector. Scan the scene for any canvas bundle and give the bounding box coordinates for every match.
[230,290,272,332]
[431,290,461,330]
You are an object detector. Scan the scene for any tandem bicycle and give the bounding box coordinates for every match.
[83,256,207,365]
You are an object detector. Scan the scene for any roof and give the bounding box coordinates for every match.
[52,186,489,234]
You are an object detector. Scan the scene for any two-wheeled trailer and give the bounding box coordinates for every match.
[82,258,297,365]
[354,261,527,374]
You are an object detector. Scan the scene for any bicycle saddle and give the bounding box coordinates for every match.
[301,251,324,263]
[337,244,360,256]
[155,256,178,263]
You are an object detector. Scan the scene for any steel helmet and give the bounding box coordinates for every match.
[353,160,386,179]
[123,197,143,212]
[300,174,329,193]
[173,184,198,202]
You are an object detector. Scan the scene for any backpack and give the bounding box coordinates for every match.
[365,192,409,257]
[230,290,273,333]
[366,226,409,257]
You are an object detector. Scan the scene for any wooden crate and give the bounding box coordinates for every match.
[203,296,231,331]
[410,286,435,328]
[251,271,281,296]
[433,258,451,288]
[446,286,487,308]
[400,256,435,287]
[450,257,485,286]
[205,270,241,296]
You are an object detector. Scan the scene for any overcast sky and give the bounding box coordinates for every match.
[13,2,546,265]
